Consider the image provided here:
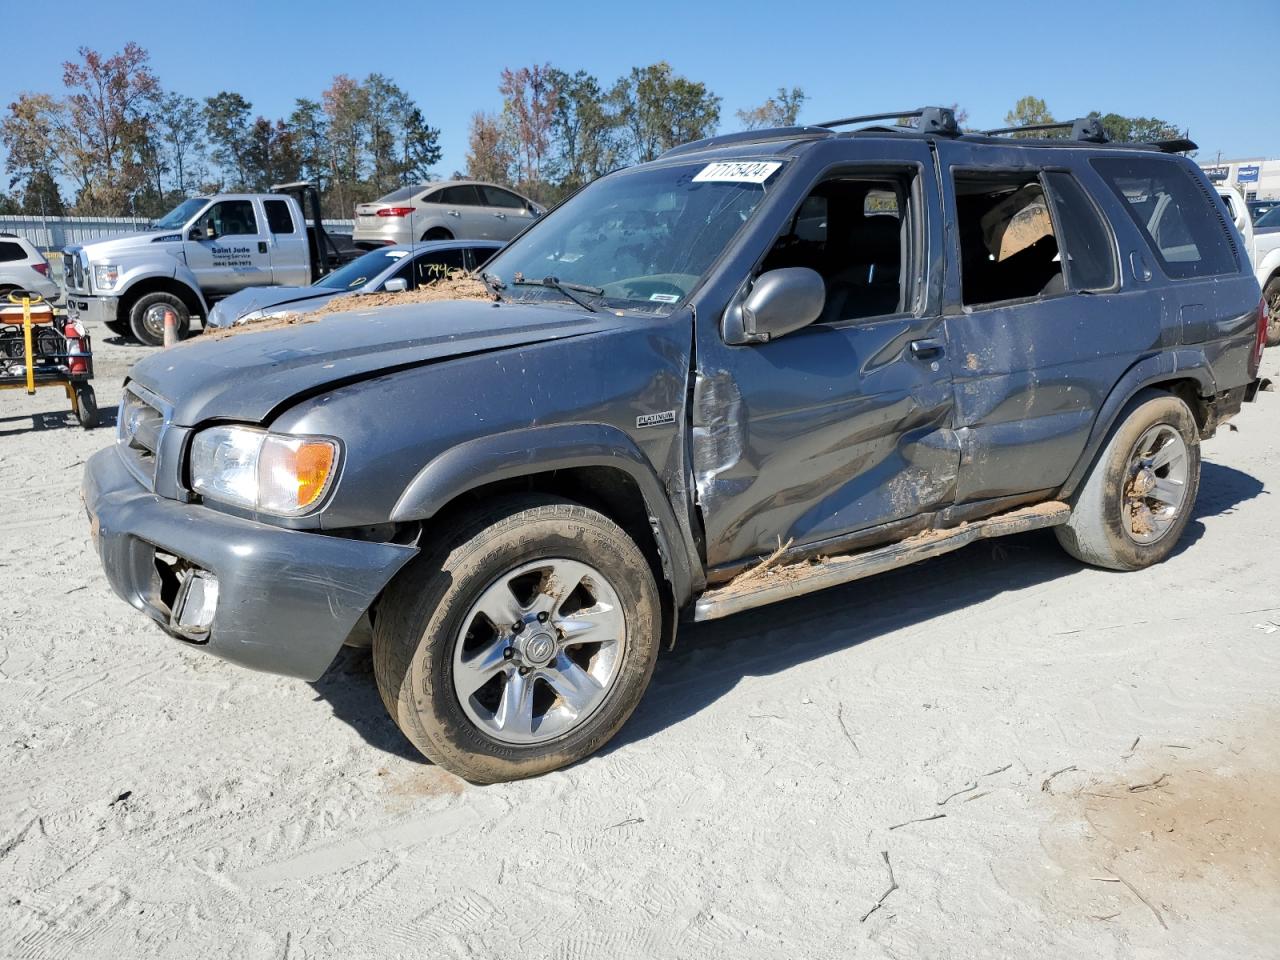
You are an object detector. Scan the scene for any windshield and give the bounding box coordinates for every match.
[314,247,409,290]
[482,160,782,313]
[154,198,208,230]
[1256,206,1280,228]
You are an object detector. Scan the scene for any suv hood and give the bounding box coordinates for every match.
[129,298,625,426]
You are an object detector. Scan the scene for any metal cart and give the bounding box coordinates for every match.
[0,290,99,428]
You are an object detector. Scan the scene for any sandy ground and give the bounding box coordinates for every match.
[1,327,1278,960]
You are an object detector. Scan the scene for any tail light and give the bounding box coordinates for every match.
[376,207,414,218]
[31,262,48,276]
[1249,296,1267,380]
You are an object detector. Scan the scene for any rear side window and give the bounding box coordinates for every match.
[1042,172,1116,291]
[1091,157,1237,279]
[0,241,26,262]
[413,249,466,286]
[264,200,296,235]
[480,186,525,209]
[436,185,482,206]
[470,246,497,269]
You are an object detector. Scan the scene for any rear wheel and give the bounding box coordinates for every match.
[421,227,453,242]
[1265,275,1280,347]
[129,291,190,346]
[1055,391,1200,571]
[373,495,661,783]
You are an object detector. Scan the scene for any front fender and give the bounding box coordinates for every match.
[1058,350,1217,500]
[116,259,209,315]
[391,422,695,602]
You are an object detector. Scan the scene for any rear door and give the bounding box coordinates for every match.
[478,185,536,240]
[691,141,962,568]
[185,199,273,295]
[935,142,1152,502]
[434,185,491,239]
[263,198,309,285]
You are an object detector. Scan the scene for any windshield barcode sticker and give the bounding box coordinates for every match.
[692,161,782,185]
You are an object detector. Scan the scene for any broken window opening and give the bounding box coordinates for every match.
[954,171,1063,307]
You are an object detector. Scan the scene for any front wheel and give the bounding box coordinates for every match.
[1055,391,1200,571]
[74,384,99,428]
[129,291,190,346]
[373,495,661,783]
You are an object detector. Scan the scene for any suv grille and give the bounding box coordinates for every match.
[117,385,168,490]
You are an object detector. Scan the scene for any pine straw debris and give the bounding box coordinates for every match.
[199,273,495,341]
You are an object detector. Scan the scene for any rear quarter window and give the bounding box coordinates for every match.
[1090,157,1237,279]
[0,241,27,262]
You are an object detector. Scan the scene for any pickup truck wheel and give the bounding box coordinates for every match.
[1265,276,1280,347]
[373,495,661,783]
[129,292,190,346]
[1055,391,1200,571]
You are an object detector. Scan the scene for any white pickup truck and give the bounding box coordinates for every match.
[1217,183,1280,344]
[62,183,358,345]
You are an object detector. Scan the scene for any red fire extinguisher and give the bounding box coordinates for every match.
[64,319,88,375]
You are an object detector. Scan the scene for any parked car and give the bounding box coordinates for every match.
[83,107,1266,783]
[353,181,543,248]
[62,182,360,345]
[207,240,502,327]
[1217,184,1280,344]
[1248,199,1280,223]
[0,233,60,302]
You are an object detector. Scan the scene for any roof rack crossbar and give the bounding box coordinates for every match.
[979,117,1109,143]
[818,106,959,137]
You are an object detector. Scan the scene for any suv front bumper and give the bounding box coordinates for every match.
[82,445,417,680]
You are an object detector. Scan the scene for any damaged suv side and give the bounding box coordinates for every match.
[84,108,1267,783]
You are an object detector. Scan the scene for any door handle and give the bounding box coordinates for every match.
[258,241,267,254]
[1129,251,1152,281]
[910,337,945,359]
[447,210,461,217]
[494,213,506,220]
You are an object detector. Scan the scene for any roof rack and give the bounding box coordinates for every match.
[979,117,1108,143]
[817,106,959,136]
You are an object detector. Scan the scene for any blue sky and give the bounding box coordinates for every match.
[3,0,1272,183]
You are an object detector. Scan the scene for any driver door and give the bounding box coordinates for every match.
[185,199,273,295]
[691,145,960,569]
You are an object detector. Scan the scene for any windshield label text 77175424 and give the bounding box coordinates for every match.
[692,161,783,185]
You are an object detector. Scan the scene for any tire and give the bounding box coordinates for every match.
[421,228,453,242]
[104,319,130,338]
[129,291,190,346]
[1055,390,1200,571]
[75,384,99,429]
[373,494,661,783]
[1265,275,1280,348]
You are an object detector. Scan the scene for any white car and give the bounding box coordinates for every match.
[1216,183,1280,344]
[353,181,543,248]
[0,233,60,302]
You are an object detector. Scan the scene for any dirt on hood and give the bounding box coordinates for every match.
[199,274,495,341]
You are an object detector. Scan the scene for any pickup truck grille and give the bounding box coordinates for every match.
[117,384,168,490]
[63,249,87,293]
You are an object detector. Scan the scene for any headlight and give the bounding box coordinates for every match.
[189,426,339,516]
[93,264,120,290]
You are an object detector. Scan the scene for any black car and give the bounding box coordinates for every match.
[84,107,1266,782]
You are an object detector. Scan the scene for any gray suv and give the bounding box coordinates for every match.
[83,108,1266,783]
[353,180,543,247]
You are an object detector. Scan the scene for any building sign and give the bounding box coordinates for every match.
[1237,165,1260,184]
[1202,166,1229,182]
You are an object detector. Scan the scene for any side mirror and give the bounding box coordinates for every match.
[723,267,826,345]
[188,227,205,241]
[383,277,409,293]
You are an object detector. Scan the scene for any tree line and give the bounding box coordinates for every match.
[0,43,442,218]
[0,44,1187,221]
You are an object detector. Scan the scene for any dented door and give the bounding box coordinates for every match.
[690,142,958,569]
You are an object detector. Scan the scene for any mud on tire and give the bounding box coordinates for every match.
[1055,390,1201,571]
